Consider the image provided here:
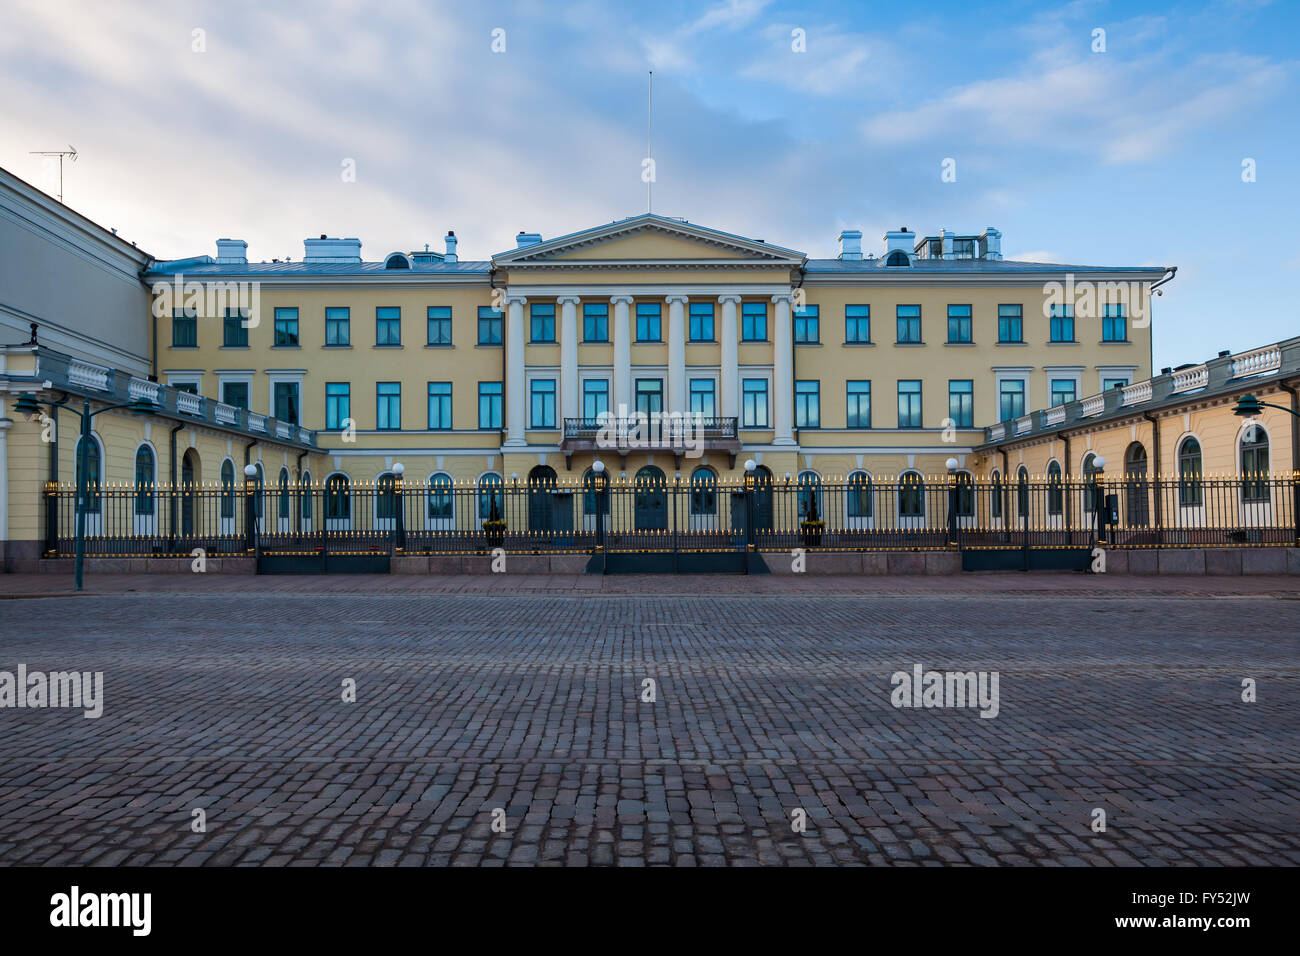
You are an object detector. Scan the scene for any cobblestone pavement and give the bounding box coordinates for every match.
[0,582,1297,866]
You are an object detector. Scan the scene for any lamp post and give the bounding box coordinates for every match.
[12,391,159,591]
[1234,394,1300,543]
[243,463,260,556]
[392,462,406,552]
[593,459,607,571]
[945,457,960,547]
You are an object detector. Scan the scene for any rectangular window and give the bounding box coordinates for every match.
[897,380,922,428]
[741,379,768,428]
[998,304,1023,343]
[325,383,350,430]
[583,379,609,420]
[999,380,1025,422]
[273,307,299,347]
[478,307,503,345]
[325,307,351,346]
[1050,304,1075,342]
[223,309,248,347]
[530,302,556,342]
[427,306,452,346]
[845,304,871,343]
[635,378,662,415]
[172,309,197,347]
[173,381,199,394]
[948,380,973,428]
[741,302,767,341]
[530,379,556,428]
[1102,377,1128,391]
[794,305,819,344]
[689,302,715,341]
[1050,378,1077,407]
[427,382,452,430]
[1102,303,1127,341]
[795,380,820,428]
[947,304,972,343]
[583,303,608,342]
[896,305,922,343]
[846,381,871,428]
[376,382,401,430]
[689,379,716,418]
[376,307,401,346]
[221,381,249,410]
[636,302,661,341]
[273,382,299,424]
[478,382,503,429]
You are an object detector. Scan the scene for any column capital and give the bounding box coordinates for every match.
[717,294,742,305]
[504,294,528,306]
[555,295,582,306]
[770,292,795,305]
[664,293,690,305]
[609,294,635,305]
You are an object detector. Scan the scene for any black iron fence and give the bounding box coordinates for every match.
[42,473,1299,558]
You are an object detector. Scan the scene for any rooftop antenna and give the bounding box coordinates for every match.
[28,145,77,203]
[647,71,653,215]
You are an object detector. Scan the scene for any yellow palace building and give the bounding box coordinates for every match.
[19,163,1295,568]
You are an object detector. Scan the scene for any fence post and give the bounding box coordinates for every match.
[394,468,406,553]
[44,481,58,556]
[243,467,257,556]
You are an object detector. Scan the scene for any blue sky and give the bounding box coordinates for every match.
[1,0,1296,366]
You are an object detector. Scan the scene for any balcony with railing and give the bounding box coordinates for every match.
[559,415,741,469]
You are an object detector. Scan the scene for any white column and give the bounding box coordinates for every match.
[718,294,740,421]
[611,295,633,415]
[558,295,580,423]
[504,294,527,446]
[772,292,795,445]
[666,294,688,414]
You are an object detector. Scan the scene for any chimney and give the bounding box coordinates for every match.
[837,229,862,260]
[215,238,247,264]
[884,227,912,255]
[444,230,458,262]
[303,236,362,263]
[940,228,953,258]
[516,231,543,249]
[979,227,1002,261]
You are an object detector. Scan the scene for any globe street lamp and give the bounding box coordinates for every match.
[13,391,160,591]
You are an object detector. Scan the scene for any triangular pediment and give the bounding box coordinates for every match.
[492,214,804,267]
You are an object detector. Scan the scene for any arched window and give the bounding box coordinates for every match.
[76,435,102,514]
[376,472,398,520]
[278,468,290,519]
[690,466,717,515]
[796,470,822,521]
[1177,438,1203,507]
[885,249,910,267]
[478,473,503,521]
[1240,425,1269,502]
[301,470,313,519]
[1046,460,1063,516]
[847,471,872,518]
[1081,453,1099,512]
[220,460,235,518]
[428,473,453,520]
[1016,465,1029,518]
[384,253,411,269]
[325,474,351,520]
[1124,442,1149,526]
[134,445,155,515]
[955,470,975,517]
[899,471,925,518]
[990,469,1003,519]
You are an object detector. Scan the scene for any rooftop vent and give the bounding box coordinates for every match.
[516,232,543,249]
[303,236,362,264]
[215,238,248,264]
